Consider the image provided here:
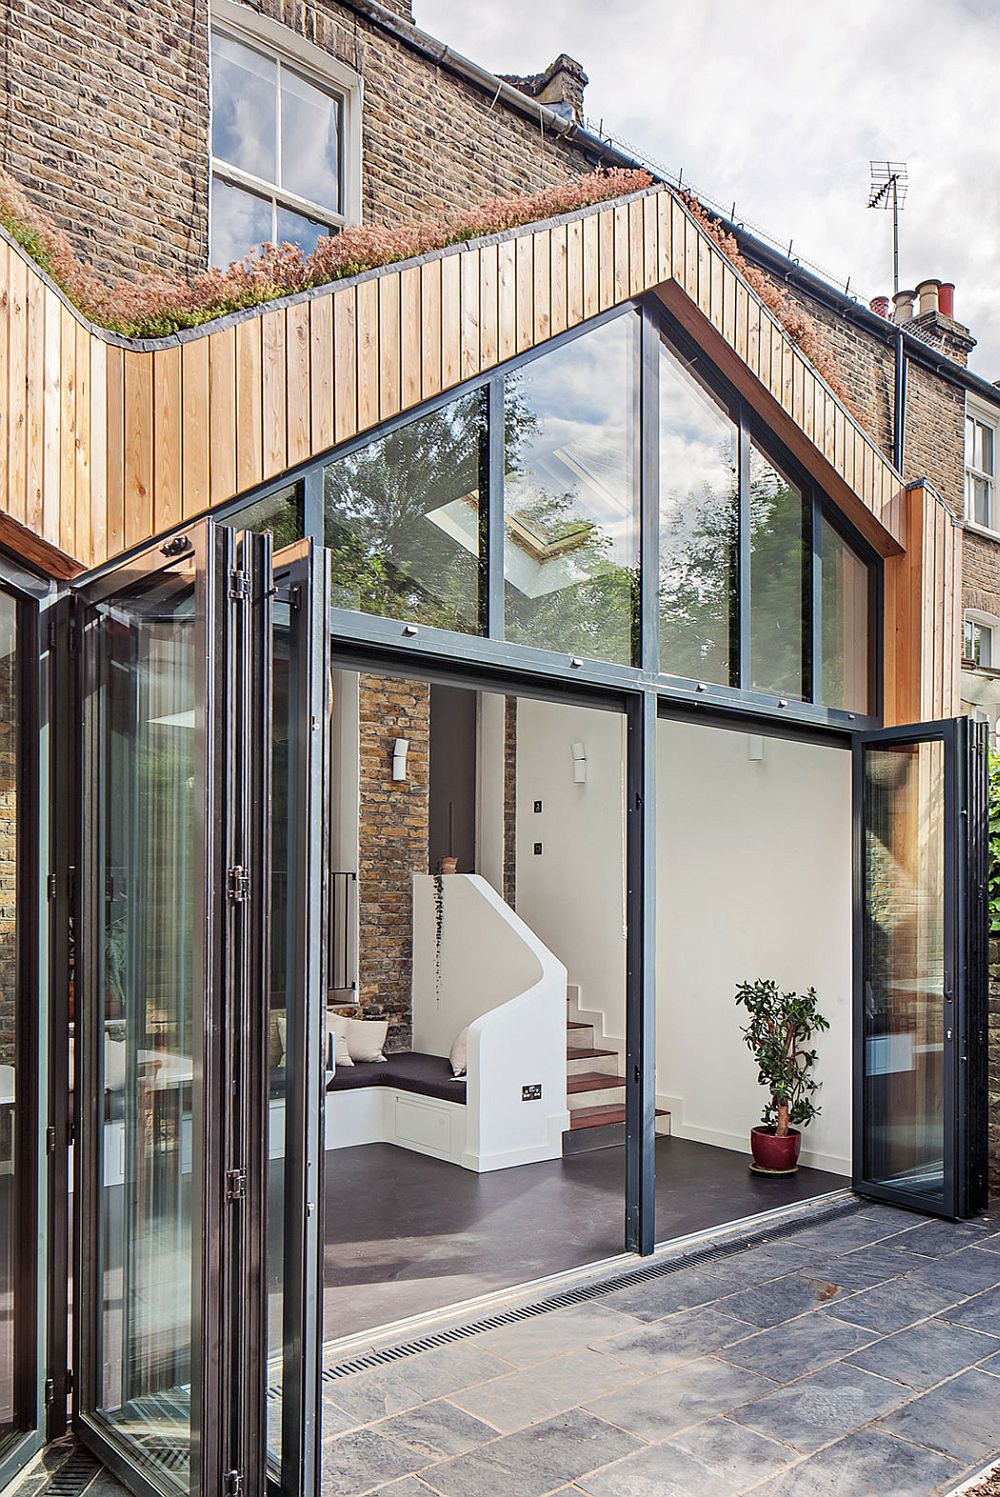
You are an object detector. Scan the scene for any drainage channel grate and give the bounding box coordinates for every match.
[321,1196,863,1383]
[41,1451,102,1497]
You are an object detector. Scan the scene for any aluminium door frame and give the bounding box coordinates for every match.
[851,715,982,1220]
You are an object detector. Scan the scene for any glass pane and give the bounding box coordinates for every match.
[226,483,303,548]
[964,617,977,665]
[820,516,870,713]
[861,738,946,1206]
[982,422,995,476]
[275,206,332,258]
[749,444,807,698]
[323,390,487,632]
[658,340,738,683]
[280,67,341,211]
[966,415,976,466]
[0,596,17,1443]
[211,175,273,267]
[211,31,277,180]
[975,476,991,529]
[93,565,201,1488]
[503,315,640,664]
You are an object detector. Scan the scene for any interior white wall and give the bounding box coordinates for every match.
[656,719,853,1175]
[514,698,627,1043]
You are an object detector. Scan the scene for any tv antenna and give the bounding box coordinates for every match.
[868,161,908,298]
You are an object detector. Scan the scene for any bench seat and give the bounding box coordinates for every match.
[326,1050,466,1105]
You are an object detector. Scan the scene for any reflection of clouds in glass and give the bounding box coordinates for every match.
[211,179,272,267]
[507,315,638,565]
[212,33,276,179]
[281,68,341,209]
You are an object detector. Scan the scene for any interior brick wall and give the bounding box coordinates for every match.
[356,671,429,1051]
[0,0,599,286]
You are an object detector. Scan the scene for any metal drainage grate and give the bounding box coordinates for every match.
[41,1450,102,1497]
[321,1196,863,1383]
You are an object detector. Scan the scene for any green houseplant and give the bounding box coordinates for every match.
[735,979,829,1174]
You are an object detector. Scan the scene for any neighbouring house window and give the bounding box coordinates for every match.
[820,514,871,714]
[503,313,641,665]
[324,390,488,633]
[964,613,997,669]
[658,340,738,685]
[209,9,360,266]
[966,408,997,530]
[748,443,808,700]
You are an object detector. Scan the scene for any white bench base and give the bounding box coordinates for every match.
[324,1085,470,1167]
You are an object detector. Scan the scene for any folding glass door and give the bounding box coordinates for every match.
[74,522,325,1497]
[854,716,989,1219]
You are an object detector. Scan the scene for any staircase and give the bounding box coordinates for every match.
[563,985,669,1153]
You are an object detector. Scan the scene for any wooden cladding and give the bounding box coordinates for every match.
[0,186,906,579]
[883,482,963,726]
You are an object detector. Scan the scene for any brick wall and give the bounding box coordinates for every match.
[356,671,429,1051]
[0,0,598,285]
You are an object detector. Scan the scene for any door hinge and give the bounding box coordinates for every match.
[224,1471,244,1497]
[66,1368,73,1395]
[226,865,250,903]
[228,568,252,601]
[46,872,57,901]
[46,1125,56,1154]
[226,1168,247,1201]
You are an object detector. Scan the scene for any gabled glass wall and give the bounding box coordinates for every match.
[226,300,880,727]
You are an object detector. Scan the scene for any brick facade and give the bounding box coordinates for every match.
[0,0,599,286]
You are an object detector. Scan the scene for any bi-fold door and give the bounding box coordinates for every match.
[854,715,989,1220]
[73,520,327,1497]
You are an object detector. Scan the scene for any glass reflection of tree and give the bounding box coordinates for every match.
[324,393,486,633]
[659,442,738,684]
[749,452,806,697]
[504,377,638,665]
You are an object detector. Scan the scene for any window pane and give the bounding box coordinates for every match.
[982,423,995,476]
[749,444,807,698]
[280,66,341,211]
[275,205,332,257]
[503,315,640,663]
[966,414,976,466]
[820,515,870,713]
[211,31,277,181]
[226,483,303,548]
[658,341,738,683]
[975,475,991,529]
[211,175,272,266]
[964,617,977,665]
[982,625,993,669]
[323,390,487,632]
[0,596,16,1443]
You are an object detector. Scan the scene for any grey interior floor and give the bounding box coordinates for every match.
[323,1136,846,1343]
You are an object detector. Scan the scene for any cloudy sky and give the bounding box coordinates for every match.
[417,0,1000,379]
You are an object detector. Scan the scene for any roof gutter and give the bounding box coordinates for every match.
[337,0,652,177]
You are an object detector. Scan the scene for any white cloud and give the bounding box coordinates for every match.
[415,0,1000,377]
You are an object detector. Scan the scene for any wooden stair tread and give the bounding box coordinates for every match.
[567,1071,626,1094]
[568,1046,617,1060]
[567,1021,590,1030]
[570,1104,669,1130]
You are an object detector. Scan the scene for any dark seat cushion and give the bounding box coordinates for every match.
[326,1050,466,1105]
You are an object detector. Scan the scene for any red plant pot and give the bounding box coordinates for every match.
[750,1125,802,1173]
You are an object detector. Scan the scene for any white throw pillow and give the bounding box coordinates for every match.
[104,1036,127,1091]
[347,1018,388,1064]
[328,1014,354,1069]
[449,1026,469,1078]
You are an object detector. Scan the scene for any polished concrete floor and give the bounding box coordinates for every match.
[322,1136,846,1342]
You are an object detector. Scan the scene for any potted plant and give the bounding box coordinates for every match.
[735,979,829,1174]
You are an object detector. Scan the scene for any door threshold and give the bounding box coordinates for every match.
[319,1186,855,1370]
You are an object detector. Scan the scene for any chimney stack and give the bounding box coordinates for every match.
[870,295,890,318]
[908,276,975,367]
[502,54,589,124]
[892,289,915,323]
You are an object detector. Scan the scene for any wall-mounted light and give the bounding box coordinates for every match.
[392,738,409,781]
[571,741,587,784]
[748,734,764,762]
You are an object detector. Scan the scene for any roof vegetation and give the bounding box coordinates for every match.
[0,166,652,340]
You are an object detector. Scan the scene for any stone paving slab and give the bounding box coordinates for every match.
[319,1200,1000,1495]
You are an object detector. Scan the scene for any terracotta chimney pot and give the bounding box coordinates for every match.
[893,289,915,323]
[915,278,942,318]
[870,295,890,317]
[939,282,955,318]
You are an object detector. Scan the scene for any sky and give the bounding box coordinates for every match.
[416,0,1000,380]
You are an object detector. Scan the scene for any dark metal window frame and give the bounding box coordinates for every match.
[0,554,51,1491]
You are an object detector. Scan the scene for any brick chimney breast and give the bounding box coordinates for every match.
[502,53,589,124]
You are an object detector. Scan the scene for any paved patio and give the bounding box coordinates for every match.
[319,1200,1000,1497]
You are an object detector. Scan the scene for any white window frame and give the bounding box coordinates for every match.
[963,608,1000,671]
[964,394,1000,537]
[209,0,362,264]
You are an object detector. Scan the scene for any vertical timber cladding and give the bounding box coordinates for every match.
[882,481,963,726]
